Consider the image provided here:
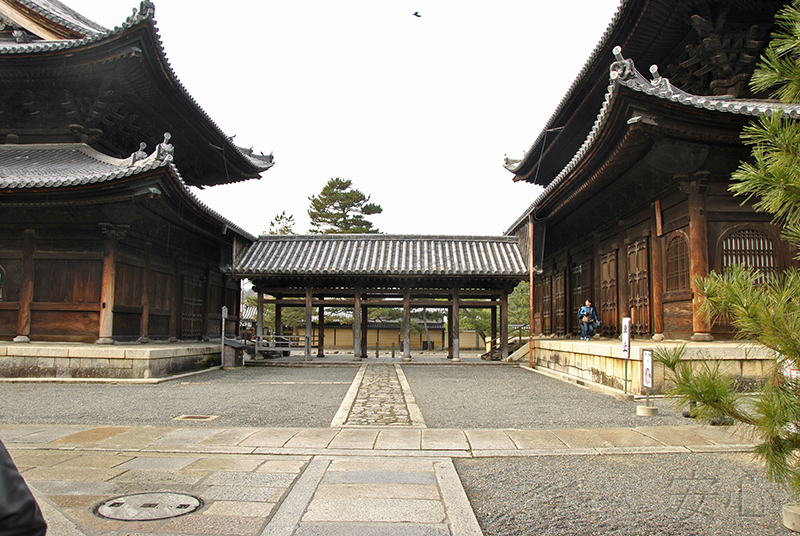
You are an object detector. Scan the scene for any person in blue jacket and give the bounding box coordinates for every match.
[578,299,599,341]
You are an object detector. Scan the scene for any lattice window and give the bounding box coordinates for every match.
[721,229,777,281]
[666,236,690,291]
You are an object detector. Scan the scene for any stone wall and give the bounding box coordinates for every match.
[531,339,772,396]
[0,343,221,379]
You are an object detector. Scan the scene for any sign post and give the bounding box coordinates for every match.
[621,317,631,393]
[637,348,658,416]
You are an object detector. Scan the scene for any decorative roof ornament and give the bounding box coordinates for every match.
[155,132,173,162]
[130,142,148,164]
[12,29,32,43]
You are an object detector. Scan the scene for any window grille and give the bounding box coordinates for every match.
[721,229,776,281]
[666,236,690,291]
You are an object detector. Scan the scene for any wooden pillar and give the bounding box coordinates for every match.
[490,304,497,354]
[447,306,453,358]
[452,286,460,362]
[169,253,180,342]
[317,305,325,357]
[305,287,313,361]
[651,202,665,341]
[256,289,264,340]
[14,229,35,343]
[202,264,212,341]
[138,243,152,343]
[361,305,369,358]
[529,215,535,366]
[275,302,282,335]
[684,175,713,341]
[403,288,411,362]
[618,223,630,330]
[97,224,126,344]
[500,290,509,360]
[353,286,362,361]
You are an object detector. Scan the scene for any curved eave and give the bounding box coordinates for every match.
[505,61,800,236]
[0,152,256,243]
[6,0,107,38]
[0,7,273,185]
[504,0,788,183]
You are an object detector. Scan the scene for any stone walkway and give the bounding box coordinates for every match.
[0,363,761,536]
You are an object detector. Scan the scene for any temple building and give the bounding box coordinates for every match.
[505,0,800,342]
[0,0,273,346]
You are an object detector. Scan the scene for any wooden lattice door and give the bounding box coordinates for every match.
[553,270,566,336]
[541,275,552,336]
[627,239,650,335]
[600,251,618,335]
[571,262,592,337]
[181,276,204,340]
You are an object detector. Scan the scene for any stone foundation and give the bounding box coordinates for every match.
[530,339,772,396]
[0,342,221,379]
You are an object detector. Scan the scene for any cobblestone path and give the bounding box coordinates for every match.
[344,364,414,426]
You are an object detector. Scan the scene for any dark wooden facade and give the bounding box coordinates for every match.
[0,1,272,343]
[505,0,800,341]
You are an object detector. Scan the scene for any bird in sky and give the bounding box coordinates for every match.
[413,11,421,17]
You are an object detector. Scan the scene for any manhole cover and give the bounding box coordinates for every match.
[94,492,203,521]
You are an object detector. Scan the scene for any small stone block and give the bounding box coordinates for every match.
[636,405,658,416]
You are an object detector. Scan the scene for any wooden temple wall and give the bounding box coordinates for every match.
[523,176,798,341]
[0,225,241,343]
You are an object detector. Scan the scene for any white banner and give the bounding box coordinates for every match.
[642,349,653,389]
[621,317,631,359]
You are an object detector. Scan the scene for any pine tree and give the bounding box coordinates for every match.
[267,211,295,235]
[658,1,800,495]
[308,178,382,234]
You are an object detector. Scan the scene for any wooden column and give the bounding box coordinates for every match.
[169,253,180,342]
[651,202,665,341]
[500,290,509,360]
[683,175,713,341]
[529,215,535,366]
[202,264,212,341]
[353,287,362,361]
[13,229,35,343]
[361,305,369,358]
[256,289,264,340]
[139,243,152,343]
[452,286,460,362]
[403,288,411,362]
[317,305,325,357]
[275,302,283,336]
[447,306,453,358]
[490,305,497,355]
[97,224,126,344]
[305,287,313,361]
[618,223,630,330]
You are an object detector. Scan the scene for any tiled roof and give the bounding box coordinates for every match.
[504,47,800,235]
[10,0,107,37]
[0,143,256,242]
[0,4,273,175]
[0,143,165,187]
[236,235,528,278]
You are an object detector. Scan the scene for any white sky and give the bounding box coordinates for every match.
[66,0,622,237]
